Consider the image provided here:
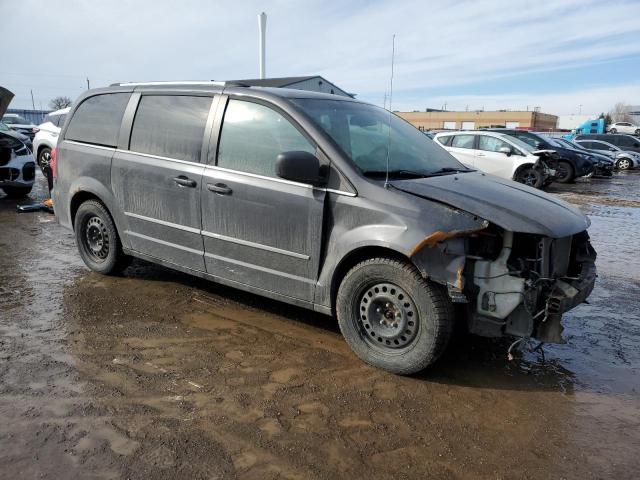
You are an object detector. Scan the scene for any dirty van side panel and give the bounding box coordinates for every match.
[111,93,213,272]
[201,97,325,301]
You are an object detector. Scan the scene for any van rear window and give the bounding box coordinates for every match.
[65,93,131,147]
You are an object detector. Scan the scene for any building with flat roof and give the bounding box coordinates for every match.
[396,109,558,131]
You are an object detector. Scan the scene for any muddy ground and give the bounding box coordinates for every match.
[1,171,639,480]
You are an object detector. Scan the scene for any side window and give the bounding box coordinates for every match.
[591,142,608,151]
[65,93,131,147]
[217,99,315,178]
[130,95,212,163]
[618,136,634,147]
[450,134,475,149]
[437,135,452,146]
[478,135,510,153]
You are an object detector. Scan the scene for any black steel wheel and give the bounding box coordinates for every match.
[358,282,419,350]
[337,257,454,374]
[74,200,131,274]
[84,215,110,262]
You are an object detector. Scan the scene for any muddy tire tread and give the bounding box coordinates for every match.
[74,199,131,275]
[336,257,454,375]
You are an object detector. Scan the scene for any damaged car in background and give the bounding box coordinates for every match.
[0,87,36,197]
[53,83,596,374]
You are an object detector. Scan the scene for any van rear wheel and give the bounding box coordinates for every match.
[336,257,454,374]
[74,200,131,275]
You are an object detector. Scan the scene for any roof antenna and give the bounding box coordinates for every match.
[384,34,396,189]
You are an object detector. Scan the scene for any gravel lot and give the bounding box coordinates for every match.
[1,171,639,479]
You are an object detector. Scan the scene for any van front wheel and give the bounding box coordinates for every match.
[74,200,131,275]
[336,258,454,374]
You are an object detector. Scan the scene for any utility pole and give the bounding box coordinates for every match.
[30,90,35,110]
[258,12,267,79]
[86,78,90,90]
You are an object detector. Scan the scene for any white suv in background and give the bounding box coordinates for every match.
[606,122,640,135]
[33,107,69,174]
[434,131,557,189]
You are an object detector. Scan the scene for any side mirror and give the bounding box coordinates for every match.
[499,146,512,156]
[276,151,326,186]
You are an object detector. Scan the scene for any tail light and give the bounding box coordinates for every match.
[50,148,58,179]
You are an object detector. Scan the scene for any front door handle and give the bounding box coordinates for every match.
[476,152,486,157]
[207,183,232,195]
[173,176,197,188]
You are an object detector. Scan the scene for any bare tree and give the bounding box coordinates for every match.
[609,102,633,123]
[49,96,72,110]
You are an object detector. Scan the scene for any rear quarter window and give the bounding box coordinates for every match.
[65,93,131,147]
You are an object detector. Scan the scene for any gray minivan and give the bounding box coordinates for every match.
[52,82,597,374]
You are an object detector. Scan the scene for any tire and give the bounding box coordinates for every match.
[610,128,617,134]
[336,257,454,374]
[38,147,52,176]
[616,157,632,170]
[555,160,575,183]
[1,186,33,198]
[635,129,640,136]
[514,167,544,188]
[74,200,131,275]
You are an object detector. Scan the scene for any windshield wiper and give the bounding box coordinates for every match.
[363,170,429,178]
[363,167,473,179]
[422,167,473,177]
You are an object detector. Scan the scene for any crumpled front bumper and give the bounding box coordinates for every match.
[534,237,597,343]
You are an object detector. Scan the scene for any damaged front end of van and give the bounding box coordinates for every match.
[396,174,597,345]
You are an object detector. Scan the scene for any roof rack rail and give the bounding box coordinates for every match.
[109,80,228,87]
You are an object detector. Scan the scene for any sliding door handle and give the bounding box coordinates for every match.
[173,176,197,188]
[207,183,232,195]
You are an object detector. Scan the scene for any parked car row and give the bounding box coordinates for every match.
[430,127,640,189]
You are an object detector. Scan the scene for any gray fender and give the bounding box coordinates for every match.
[66,176,131,249]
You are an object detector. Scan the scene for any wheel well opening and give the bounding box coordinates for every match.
[513,163,535,176]
[330,246,410,314]
[70,191,103,229]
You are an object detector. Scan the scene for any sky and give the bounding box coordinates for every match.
[2,0,639,115]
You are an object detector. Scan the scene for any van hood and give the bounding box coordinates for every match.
[0,86,14,118]
[393,172,589,238]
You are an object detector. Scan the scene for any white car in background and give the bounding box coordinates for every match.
[434,131,557,189]
[33,107,69,174]
[606,122,640,136]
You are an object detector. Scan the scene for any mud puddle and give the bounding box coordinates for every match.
[1,171,639,479]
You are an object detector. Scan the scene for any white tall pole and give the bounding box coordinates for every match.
[258,12,267,79]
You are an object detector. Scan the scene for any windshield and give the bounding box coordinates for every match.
[503,135,536,153]
[3,115,29,125]
[291,99,468,177]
